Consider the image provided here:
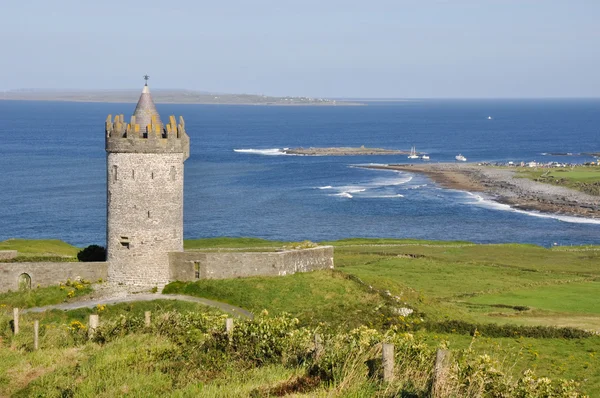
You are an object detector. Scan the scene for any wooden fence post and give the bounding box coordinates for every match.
[13,308,19,335]
[432,349,449,396]
[225,318,234,343]
[33,320,39,350]
[314,333,323,359]
[382,343,395,382]
[144,311,151,327]
[88,314,99,339]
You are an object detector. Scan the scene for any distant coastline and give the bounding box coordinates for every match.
[0,89,364,106]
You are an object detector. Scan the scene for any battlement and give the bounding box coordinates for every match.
[105,114,190,159]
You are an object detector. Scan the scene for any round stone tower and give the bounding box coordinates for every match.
[105,82,190,286]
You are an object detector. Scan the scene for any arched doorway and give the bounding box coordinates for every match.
[18,273,31,291]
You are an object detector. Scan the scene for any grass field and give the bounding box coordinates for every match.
[1,238,599,396]
[0,239,79,259]
[515,166,600,195]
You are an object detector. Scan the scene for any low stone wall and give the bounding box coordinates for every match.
[0,251,18,261]
[0,262,108,292]
[169,246,334,281]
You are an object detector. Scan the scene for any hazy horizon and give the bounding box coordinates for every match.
[2,0,598,98]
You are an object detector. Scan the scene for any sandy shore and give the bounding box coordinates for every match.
[364,163,600,218]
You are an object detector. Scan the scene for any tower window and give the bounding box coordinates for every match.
[148,210,151,218]
[194,262,200,279]
[151,171,154,179]
[112,165,118,182]
[120,236,130,249]
[132,170,135,180]
[170,166,176,181]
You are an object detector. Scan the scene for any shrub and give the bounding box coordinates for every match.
[77,245,106,262]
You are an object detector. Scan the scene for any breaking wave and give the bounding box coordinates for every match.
[233,148,288,156]
[320,170,413,199]
[465,192,600,225]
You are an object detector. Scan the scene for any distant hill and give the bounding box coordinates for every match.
[0,89,363,106]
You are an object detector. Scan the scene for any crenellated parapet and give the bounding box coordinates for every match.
[105,114,190,160]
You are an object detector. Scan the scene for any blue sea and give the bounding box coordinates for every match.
[1,99,599,247]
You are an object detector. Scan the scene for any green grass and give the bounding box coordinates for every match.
[3,238,600,396]
[321,237,473,246]
[515,166,600,195]
[164,270,388,329]
[184,237,288,250]
[0,284,92,309]
[517,166,600,183]
[0,239,79,258]
[418,331,600,396]
[469,281,600,315]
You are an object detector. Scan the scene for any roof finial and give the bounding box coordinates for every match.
[143,74,150,86]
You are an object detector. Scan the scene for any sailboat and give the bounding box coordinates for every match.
[407,146,419,159]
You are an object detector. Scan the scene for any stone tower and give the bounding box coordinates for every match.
[105,82,190,286]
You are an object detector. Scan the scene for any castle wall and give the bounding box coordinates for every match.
[169,246,334,281]
[0,251,17,261]
[0,262,108,292]
[106,152,184,286]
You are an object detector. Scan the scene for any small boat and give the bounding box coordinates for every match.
[455,154,467,162]
[407,146,419,159]
[421,155,430,160]
[487,116,493,120]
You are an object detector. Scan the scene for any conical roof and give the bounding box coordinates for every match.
[132,84,162,128]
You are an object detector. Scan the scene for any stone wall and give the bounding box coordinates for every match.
[169,246,334,281]
[0,262,108,292]
[0,251,17,261]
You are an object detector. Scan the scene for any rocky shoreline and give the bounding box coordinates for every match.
[364,163,600,219]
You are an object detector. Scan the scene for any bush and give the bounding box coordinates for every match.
[77,245,106,262]
[421,320,593,339]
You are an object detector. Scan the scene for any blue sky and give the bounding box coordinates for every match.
[1,0,598,98]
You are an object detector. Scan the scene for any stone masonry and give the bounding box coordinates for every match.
[169,246,334,281]
[0,251,17,261]
[0,262,107,292]
[105,83,189,286]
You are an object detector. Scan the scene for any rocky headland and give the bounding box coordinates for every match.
[284,147,412,156]
[364,163,600,218]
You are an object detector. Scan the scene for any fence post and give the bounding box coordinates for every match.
[225,318,234,343]
[432,349,449,396]
[13,308,19,335]
[382,343,394,382]
[33,320,39,350]
[88,314,99,339]
[314,333,323,359]
[144,311,151,327]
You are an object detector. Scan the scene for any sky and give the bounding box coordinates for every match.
[1,0,599,98]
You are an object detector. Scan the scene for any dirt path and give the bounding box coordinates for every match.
[22,294,253,319]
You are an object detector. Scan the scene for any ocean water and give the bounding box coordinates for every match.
[1,99,599,247]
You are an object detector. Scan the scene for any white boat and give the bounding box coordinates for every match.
[487,116,493,120]
[455,154,467,162]
[421,155,430,160]
[407,146,419,159]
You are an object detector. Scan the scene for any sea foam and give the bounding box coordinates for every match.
[465,192,600,225]
[234,148,287,156]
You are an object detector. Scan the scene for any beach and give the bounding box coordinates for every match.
[364,163,600,219]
